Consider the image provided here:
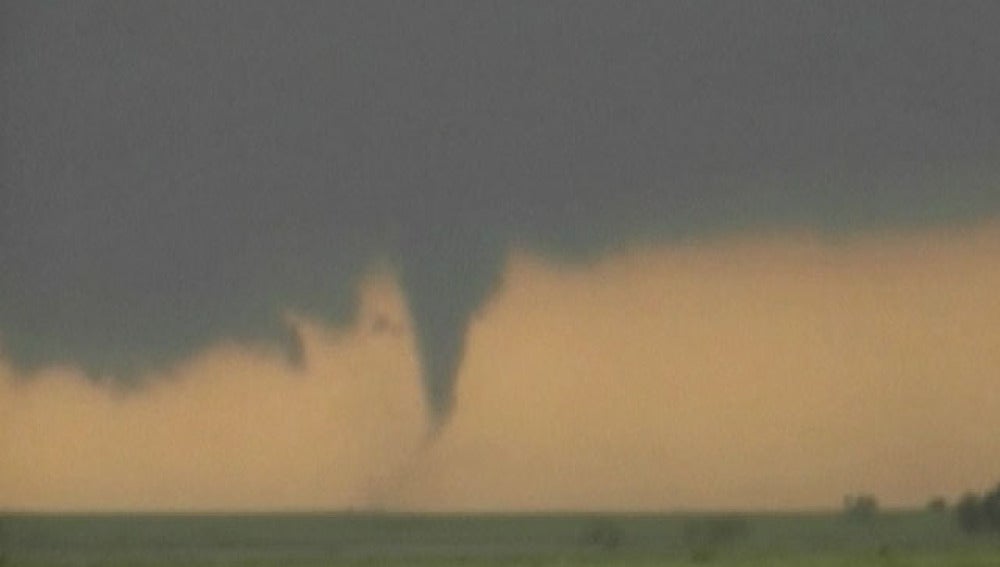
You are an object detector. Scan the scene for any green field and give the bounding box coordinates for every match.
[2,511,998,566]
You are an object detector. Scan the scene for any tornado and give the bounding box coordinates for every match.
[396,227,506,429]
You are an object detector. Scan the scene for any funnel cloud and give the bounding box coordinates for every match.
[2,2,1000,424]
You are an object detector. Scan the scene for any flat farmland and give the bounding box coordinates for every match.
[2,511,999,566]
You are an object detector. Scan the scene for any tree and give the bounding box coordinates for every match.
[955,484,1000,535]
[956,493,985,533]
[983,483,1000,530]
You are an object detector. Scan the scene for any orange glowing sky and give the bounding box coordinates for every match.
[2,222,1000,512]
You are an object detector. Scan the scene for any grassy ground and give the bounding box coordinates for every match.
[8,554,1000,567]
[350,554,1000,566]
[1,511,998,566]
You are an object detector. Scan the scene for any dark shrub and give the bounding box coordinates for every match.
[843,494,879,521]
[681,516,749,562]
[582,518,622,552]
[926,496,947,513]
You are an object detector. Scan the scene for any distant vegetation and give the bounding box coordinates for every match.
[581,518,623,551]
[926,496,947,513]
[6,491,1000,566]
[843,493,879,522]
[956,483,1000,534]
[680,515,750,562]
[582,514,751,561]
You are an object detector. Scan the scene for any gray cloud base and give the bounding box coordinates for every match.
[2,2,1000,421]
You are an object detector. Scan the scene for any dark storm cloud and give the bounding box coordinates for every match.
[2,1,1000,422]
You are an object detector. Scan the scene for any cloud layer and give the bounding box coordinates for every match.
[3,3,1000,422]
[3,224,999,511]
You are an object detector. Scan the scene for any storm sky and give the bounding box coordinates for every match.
[2,2,1000,511]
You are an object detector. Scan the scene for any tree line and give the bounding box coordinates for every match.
[955,483,1000,534]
